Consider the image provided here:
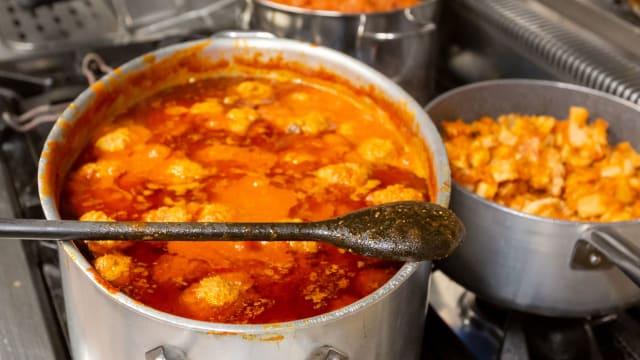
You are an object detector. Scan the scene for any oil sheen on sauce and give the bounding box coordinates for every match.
[61,75,433,324]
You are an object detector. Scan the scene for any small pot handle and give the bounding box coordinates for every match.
[581,228,640,287]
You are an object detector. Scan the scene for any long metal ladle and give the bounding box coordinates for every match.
[0,201,463,262]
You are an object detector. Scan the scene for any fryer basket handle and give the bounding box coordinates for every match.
[581,228,640,287]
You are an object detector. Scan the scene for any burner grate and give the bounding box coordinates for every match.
[0,0,119,51]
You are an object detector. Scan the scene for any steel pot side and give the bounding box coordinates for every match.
[38,37,450,359]
[243,0,440,104]
[425,79,640,317]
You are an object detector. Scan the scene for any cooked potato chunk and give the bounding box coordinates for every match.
[443,106,640,221]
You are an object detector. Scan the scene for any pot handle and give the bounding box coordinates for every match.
[580,228,640,287]
[145,345,185,360]
[355,0,437,42]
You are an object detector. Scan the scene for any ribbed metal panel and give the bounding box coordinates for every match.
[453,0,640,105]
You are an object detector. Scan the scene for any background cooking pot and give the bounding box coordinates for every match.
[426,79,640,317]
[241,0,440,104]
[38,35,451,359]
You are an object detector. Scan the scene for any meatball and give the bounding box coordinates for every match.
[179,273,253,319]
[226,108,259,136]
[142,205,191,222]
[357,138,396,163]
[80,210,133,254]
[365,184,424,205]
[288,112,329,135]
[315,163,370,188]
[94,125,151,153]
[94,253,133,286]
[234,81,274,103]
[196,203,234,222]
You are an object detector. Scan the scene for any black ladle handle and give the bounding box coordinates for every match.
[0,202,464,262]
[0,218,322,242]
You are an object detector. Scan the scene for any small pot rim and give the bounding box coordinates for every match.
[253,0,433,17]
[426,78,640,227]
[39,36,450,333]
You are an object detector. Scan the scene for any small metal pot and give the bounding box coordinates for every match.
[38,35,451,359]
[242,0,440,104]
[425,79,640,317]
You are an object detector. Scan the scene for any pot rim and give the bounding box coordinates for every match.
[39,37,450,333]
[426,78,640,227]
[253,0,435,17]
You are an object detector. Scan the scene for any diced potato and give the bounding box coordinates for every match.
[475,181,498,199]
[577,194,607,218]
[443,107,640,222]
[489,159,518,183]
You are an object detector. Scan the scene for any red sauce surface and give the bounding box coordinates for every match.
[61,75,433,324]
[270,0,420,13]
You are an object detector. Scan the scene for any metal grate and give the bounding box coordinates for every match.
[0,0,119,51]
[453,0,640,105]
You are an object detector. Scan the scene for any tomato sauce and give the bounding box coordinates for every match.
[62,75,433,324]
[270,0,420,13]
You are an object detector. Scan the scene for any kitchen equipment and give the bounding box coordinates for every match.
[242,0,440,104]
[37,35,451,359]
[426,79,640,317]
[0,201,464,262]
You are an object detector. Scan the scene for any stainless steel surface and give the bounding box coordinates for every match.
[0,157,60,359]
[536,0,640,59]
[426,79,640,317]
[0,0,119,51]
[0,0,242,61]
[444,0,640,105]
[243,0,439,104]
[145,345,186,360]
[38,36,451,359]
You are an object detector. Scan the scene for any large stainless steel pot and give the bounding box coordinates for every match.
[426,79,640,317]
[242,0,439,104]
[38,35,451,359]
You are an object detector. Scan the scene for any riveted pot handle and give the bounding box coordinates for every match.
[581,228,640,287]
